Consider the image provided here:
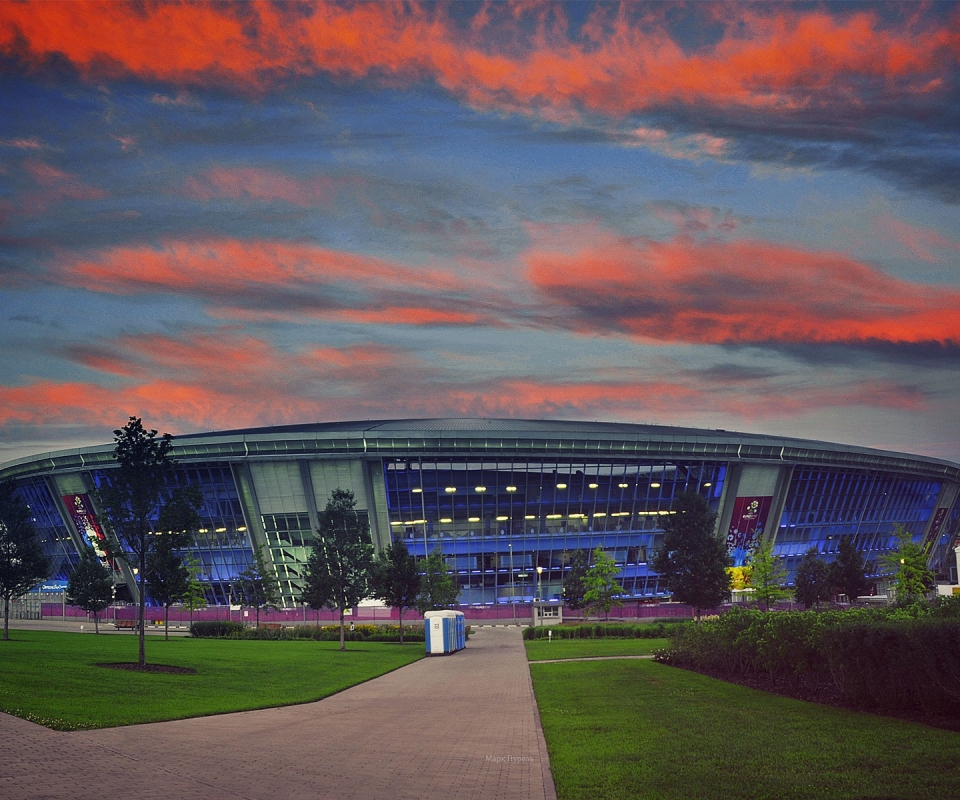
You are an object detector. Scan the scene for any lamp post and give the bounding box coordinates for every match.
[536,565,544,627]
[509,544,515,623]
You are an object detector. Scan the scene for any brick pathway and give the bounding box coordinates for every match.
[0,626,555,800]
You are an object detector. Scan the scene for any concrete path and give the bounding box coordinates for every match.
[0,626,555,800]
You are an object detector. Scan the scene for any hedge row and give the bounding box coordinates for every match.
[523,621,688,641]
[655,599,960,716]
[190,621,425,642]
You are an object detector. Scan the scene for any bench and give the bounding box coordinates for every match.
[114,619,139,631]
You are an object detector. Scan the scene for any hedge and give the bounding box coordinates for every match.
[655,604,960,716]
[523,621,688,641]
[190,622,425,642]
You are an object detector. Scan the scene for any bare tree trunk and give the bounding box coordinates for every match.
[339,607,346,651]
[398,607,404,645]
[3,595,9,641]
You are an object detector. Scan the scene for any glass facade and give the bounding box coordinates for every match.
[93,463,254,606]
[775,467,942,582]
[383,458,726,605]
[5,421,959,608]
[14,477,78,583]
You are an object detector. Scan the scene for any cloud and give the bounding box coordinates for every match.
[3,3,954,117]
[874,215,960,263]
[4,2,956,200]
[524,223,960,347]
[1,325,926,437]
[183,166,336,207]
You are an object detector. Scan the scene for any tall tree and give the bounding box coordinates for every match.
[415,547,461,615]
[231,544,280,628]
[882,524,934,606]
[793,547,834,610]
[562,548,589,612]
[652,490,730,623]
[0,481,51,641]
[66,545,114,633]
[96,417,197,665]
[583,547,623,620]
[830,536,870,603]
[181,554,207,629]
[145,538,189,639]
[370,540,420,644]
[749,541,791,611]
[303,489,374,651]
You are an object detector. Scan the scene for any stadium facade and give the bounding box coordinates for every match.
[2,419,959,609]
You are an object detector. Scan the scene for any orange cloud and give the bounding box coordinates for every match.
[1,2,954,119]
[183,167,336,207]
[58,236,459,294]
[875,215,960,264]
[525,224,960,346]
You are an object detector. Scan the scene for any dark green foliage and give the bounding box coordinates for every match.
[561,548,588,611]
[882,524,934,605]
[656,605,960,717]
[793,548,834,609]
[830,536,870,602]
[415,546,460,614]
[66,546,114,632]
[96,417,196,665]
[748,541,790,610]
[370,540,420,644]
[523,621,688,640]
[583,546,623,619]
[0,480,51,641]
[190,620,245,638]
[145,537,189,639]
[189,621,425,642]
[652,490,730,621]
[303,489,374,650]
[231,544,280,628]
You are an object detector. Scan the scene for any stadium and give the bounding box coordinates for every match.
[2,419,959,610]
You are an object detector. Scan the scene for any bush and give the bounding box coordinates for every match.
[522,622,688,641]
[654,605,960,716]
[191,620,245,638]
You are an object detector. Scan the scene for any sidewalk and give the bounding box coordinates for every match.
[0,626,555,800]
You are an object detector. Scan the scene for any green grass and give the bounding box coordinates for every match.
[525,637,668,661]
[0,630,423,730]
[531,659,960,800]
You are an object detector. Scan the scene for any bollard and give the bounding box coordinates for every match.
[548,629,552,642]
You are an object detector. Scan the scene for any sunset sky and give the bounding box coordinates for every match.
[2,1,959,464]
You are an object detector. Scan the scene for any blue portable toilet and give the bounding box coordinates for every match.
[424,610,465,655]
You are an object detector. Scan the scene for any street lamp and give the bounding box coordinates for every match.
[509,544,516,623]
[536,565,544,626]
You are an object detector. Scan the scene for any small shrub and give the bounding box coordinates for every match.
[191,620,245,638]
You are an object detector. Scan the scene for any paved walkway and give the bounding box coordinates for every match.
[0,626,555,800]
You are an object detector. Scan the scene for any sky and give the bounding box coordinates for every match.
[1,0,959,465]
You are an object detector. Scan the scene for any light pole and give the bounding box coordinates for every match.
[536,565,544,627]
[509,544,515,623]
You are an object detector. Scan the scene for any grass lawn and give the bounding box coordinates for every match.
[525,637,667,661]
[0,630,423,730]
[531,658,960,800]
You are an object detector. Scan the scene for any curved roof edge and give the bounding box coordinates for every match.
[2,417,959,483]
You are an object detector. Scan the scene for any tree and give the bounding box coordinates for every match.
[583,547,623,620]
[793,548,834,610]
[882,524,933,606]
[0,481,51,640]
[145,538,189,639]
[96,417,196,666]
[303,489,374,651]
[370,540,420,644]
[652,490,730,623]
[562,548,589,612]
[66,546,114,633]
[181,554,207,629]
[231,544,280,628]
[749,541,790,610]
[415,547,461,615]
[830,536,870,603]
